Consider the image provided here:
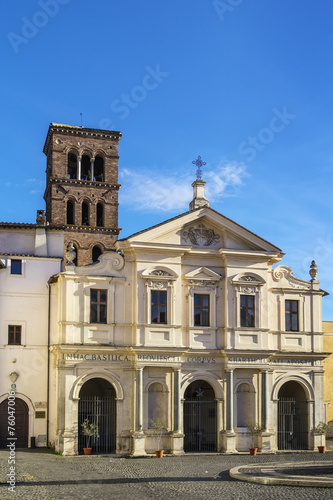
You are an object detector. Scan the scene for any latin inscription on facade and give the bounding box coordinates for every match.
[137,355,180,362]
[64,353,129,362]
[185,357,216,364]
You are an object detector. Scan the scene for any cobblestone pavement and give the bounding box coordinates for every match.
[1,450,333,500]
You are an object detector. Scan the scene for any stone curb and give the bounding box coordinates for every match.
[229,461,333,487]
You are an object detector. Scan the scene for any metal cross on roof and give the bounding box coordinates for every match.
[192,156,206,179]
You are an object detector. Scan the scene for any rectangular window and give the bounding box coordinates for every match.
[90,289,107,324]
[8,325,21,345]
[11,260,22,275]
[151,290,167,324]
[285,300,299,331]
[194,294,210,326]
[240,295,255,327]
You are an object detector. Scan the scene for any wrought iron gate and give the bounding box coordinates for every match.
[278,398,308,450]
[78,396,116,454]
[184,399,217,452]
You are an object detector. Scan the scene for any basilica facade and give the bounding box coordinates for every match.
[0,123,329,455]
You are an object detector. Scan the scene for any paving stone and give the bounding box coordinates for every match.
[1,450,333,499]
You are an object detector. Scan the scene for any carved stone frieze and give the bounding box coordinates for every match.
[189,279,217,288]
[242,276,258,282]
[147,280,166,289]
[150,270,173,277]
[239,286,256,294]
[182,223,220,246]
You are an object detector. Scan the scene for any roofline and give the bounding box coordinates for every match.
[0,252,63,260]
[0,222,64,230]
[43,123,122,155]
[119,206,282,253]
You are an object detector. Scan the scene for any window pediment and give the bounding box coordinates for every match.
[141,267,178,279]
[184,267,221,287]
[230,273,265,291]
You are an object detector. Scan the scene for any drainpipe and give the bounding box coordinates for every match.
[47,278,51,447]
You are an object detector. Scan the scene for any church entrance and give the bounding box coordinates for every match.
[0,398,29,448]
[277,381,309,450]
[78,378,116,454]
[183,380,217,452]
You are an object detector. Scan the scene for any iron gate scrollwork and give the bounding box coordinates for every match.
[278,397,308,450]
[184,381,217,452]
[78,396,116,454]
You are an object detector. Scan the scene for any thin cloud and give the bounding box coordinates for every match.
[119,161,248,212]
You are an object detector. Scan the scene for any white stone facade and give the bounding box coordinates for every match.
[47,206,328,456]
[0,223,63,448]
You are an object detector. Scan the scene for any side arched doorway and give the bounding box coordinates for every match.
[278,381,309,450]
[0,398,29,448]
[183,380,217,452]
[78,378,116,454]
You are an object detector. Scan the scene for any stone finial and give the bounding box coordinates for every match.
[189,179,209,211]
[66,242,76,266]
[309,260,318,281]
[36,210,46,226]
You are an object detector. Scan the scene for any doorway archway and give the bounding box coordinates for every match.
[0,398,29,448]
[78,378,116,454]
[183,380,217,452]
[278,381,309,450]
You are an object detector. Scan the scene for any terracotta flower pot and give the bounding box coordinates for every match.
[155,450,164,458]
[318,446,326,454]
[249,448,257,456]
[83,447,92,455]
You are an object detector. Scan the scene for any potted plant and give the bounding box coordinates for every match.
[149,418,165,458]
[81,418,99,455]
[312,422,329,453]
[247,422,263,455]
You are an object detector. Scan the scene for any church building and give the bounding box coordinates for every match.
[0,123,329,455]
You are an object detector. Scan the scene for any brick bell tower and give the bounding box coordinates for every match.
[43,123,122,266]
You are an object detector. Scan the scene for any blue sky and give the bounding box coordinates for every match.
[1,0,333,318]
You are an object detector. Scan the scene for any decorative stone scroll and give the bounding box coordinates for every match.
[272,265,310,290]
[182,223,220,246]
[110,254,125,271]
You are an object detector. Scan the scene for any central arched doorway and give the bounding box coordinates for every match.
[78,378,116,454]
[278,381,309,450]
[0,398,29,448]
[183,380,217,452]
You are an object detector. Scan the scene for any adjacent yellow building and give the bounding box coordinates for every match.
[323,321,333,432]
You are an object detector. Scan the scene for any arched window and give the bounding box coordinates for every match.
[96,203,104,227]
[67,153,77,179]
[66,200,74,225]
[82,201,89,226]
[94,155,104,181]
[237,383,254,427]
[81,155,91,180]
[92,246,102,263]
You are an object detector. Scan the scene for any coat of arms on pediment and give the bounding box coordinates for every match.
[182,223,220,246]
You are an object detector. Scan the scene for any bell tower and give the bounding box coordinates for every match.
[43,123,122,266]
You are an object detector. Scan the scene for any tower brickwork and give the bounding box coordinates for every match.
[43,123,122,266]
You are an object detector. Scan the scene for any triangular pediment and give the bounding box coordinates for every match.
[117,207,282,256]
[184,267,222,282]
